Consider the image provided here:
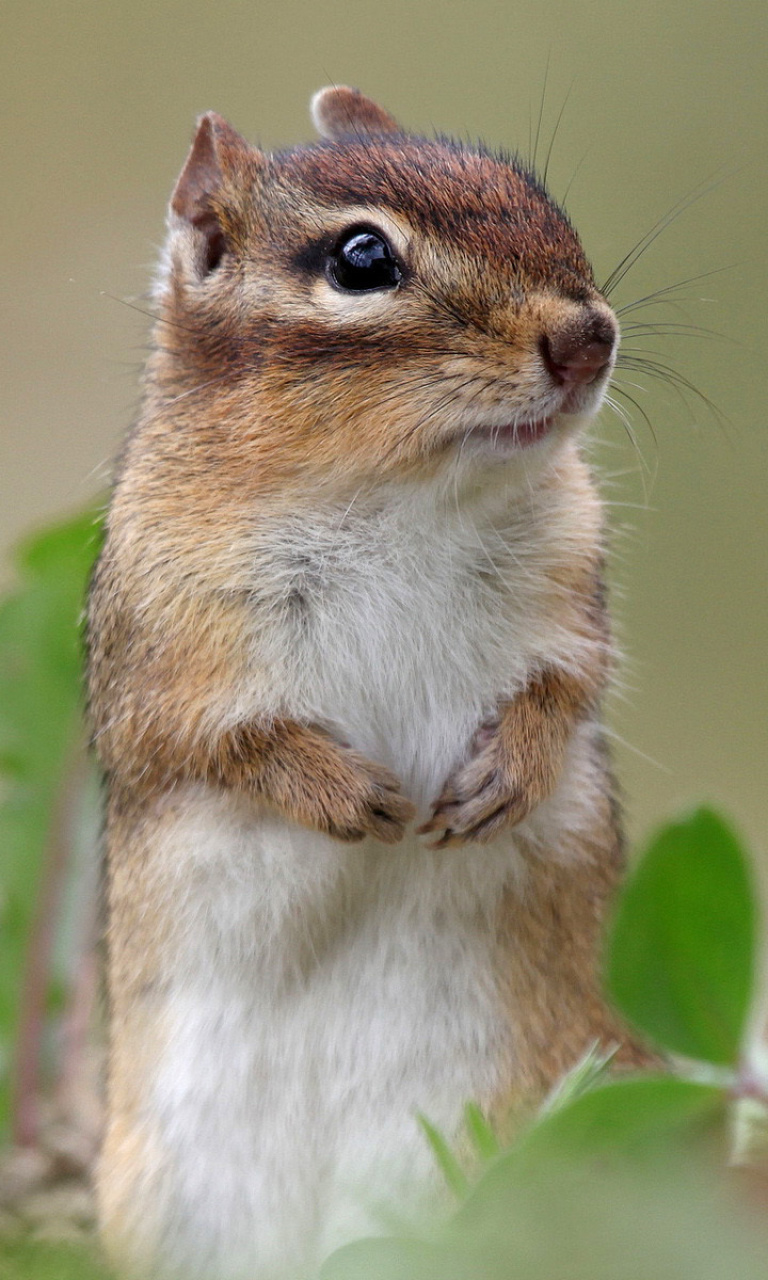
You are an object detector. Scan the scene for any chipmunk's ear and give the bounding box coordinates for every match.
[171,113,256,276]
[310,86,401,140]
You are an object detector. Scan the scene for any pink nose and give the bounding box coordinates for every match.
[540,312,617,387]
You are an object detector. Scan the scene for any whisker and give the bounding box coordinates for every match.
[615,265,734,317]
[531,50,552,174]
[381,374,488,463]
[609,381,658,447]
[602,393,655,504]
[542,76,576,190]
[601,170,734,299]
[600,499,657,511]
[161,375,234,408]
[620,320,726,343]
[100,291,204,340]
[409,278,487,339]
[560,144,592,207]
[600,725,671,775]
[616,354,728,428]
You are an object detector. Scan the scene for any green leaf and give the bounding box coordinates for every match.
[417,1114,468,1198]
[605,807,757,1065]
[539,1040,619,1118]
[516,1076,723,1162]
[454,1077,724,1237]
[463,1102,500,1161]
[319,1237,450,1280]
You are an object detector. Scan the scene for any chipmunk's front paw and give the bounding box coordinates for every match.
[418,720,543,848]
[322,751,416,844]
[265,729,413,844]
[255,723,414,844]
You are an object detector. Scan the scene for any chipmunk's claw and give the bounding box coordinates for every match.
[420,720,533,847]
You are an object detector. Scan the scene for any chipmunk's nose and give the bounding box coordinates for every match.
[540,310,617,387]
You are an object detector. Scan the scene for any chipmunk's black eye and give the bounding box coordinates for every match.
[328,228,402,292]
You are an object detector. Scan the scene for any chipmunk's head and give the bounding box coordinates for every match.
[155,87,617,487]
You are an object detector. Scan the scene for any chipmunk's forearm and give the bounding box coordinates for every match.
[500,663,598,765]
[491,567,613,802]
[420,560,612,846]
[107,715,413,843]
[505,626,610,749]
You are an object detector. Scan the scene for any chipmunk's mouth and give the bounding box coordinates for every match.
[467,418,554,448]
[452,377,610,457]
[461,416,557,453]
[460,382,608,455]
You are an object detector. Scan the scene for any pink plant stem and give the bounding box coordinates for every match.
[57,930,99,1118]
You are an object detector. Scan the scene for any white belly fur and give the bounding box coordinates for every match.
[124,454,606,1277]
[143,736,597,1280]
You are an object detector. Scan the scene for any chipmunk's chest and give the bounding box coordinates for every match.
[244,478,557,812]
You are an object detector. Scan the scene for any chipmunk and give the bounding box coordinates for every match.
[87,86,649,1280]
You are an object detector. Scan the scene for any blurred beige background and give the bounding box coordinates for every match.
[2,0,766,855]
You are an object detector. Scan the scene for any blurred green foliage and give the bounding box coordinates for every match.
[606,807,757,1065]
[321,1155,768,1280]
[0,1240,112,1280]
[0,512,102,1139]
